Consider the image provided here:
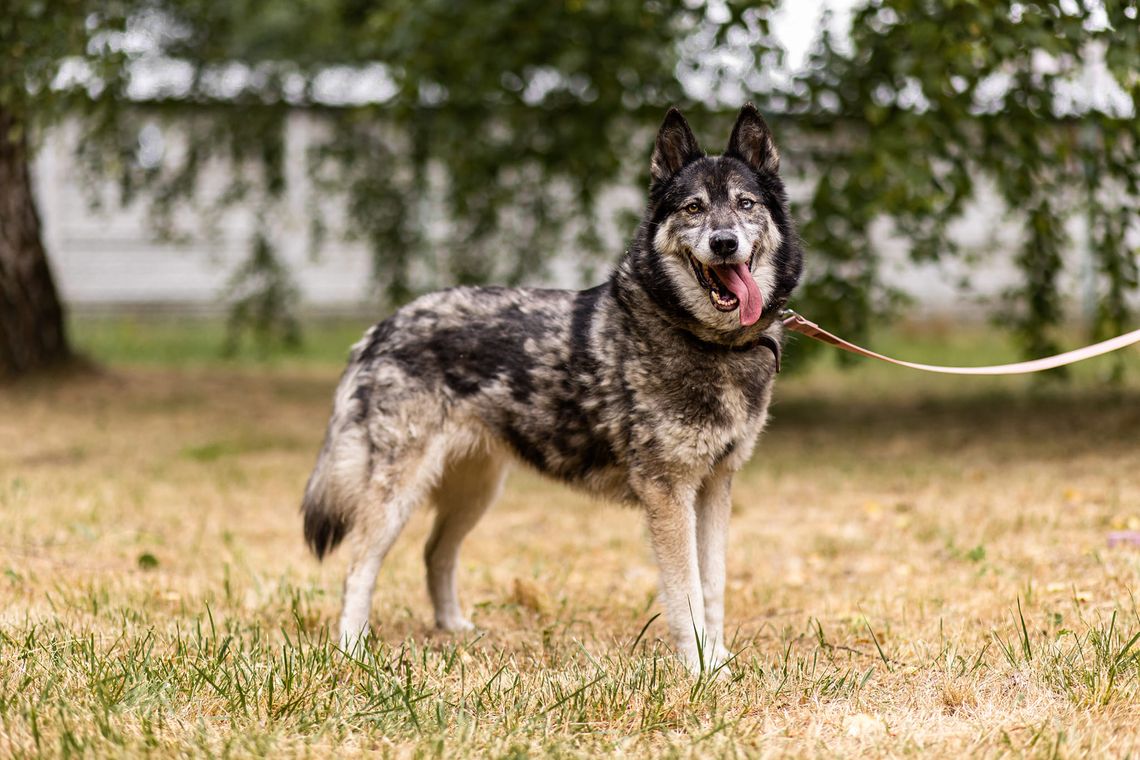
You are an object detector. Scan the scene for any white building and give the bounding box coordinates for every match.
[33,114,1122,321]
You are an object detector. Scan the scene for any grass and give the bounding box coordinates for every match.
[69,313,372,367]
[1,315,1139,757]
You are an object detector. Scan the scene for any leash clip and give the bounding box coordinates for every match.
[779,308,804,327]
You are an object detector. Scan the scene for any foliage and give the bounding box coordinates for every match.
[222,229,301,355]
[786,0,1140,365]
[41,0,771,340]
[4,0,1138,360]
[0,2,131,135]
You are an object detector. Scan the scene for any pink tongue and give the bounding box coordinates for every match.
[712,263,763,326]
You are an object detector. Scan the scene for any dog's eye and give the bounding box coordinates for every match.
[685,202,702,214]
[739,198,755,210]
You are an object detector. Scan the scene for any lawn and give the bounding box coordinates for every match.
[2,315,1139,757]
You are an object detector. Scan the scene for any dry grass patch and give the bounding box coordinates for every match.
[2,351,1140,757]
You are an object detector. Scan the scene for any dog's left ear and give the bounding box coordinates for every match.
[726,103,779,175]
[651,107,703,186]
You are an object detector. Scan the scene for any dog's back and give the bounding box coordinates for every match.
[303,284,622,560]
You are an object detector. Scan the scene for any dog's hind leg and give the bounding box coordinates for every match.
[425,449,507,632]
[339,533,397,653]
[338,437,451,652]
[338,490,417,652]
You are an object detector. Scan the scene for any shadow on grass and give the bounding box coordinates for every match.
[768,384,1140,465]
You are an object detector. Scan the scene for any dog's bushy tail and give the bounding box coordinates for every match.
[302,366,372,559]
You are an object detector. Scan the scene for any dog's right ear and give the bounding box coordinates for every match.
[725,103,779,175]
[650,108,703,187]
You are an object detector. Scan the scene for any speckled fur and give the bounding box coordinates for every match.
[302,105,803,673]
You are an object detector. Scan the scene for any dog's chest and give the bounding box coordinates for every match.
[626,353,772,469]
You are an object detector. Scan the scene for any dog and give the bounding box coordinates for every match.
[302,104,803,673]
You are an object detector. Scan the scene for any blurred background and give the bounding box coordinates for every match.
[1,0,1138,374]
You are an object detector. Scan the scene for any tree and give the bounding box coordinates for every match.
[0,105,68,374]
[1,2,132,376]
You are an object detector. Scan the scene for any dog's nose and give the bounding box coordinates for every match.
[709,232,738,257]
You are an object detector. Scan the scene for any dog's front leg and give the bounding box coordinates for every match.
[636,479,708,673]
[696,471,734,671]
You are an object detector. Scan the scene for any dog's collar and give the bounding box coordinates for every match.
[686,331,781,372]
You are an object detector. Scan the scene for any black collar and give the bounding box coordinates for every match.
[686,331,781,372]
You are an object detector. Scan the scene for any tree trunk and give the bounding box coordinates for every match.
[0,107,70,378]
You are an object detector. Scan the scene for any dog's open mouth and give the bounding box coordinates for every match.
[687,251,764,326]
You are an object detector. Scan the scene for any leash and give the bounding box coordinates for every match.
[780,309,1140,375]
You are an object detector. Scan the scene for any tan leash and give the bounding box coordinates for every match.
[781,310,1140,375]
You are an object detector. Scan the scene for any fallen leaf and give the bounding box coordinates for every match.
[511,578,550,615]
[845,712,885,738]
[862,500,884,520]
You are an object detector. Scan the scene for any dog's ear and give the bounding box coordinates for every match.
[650,108,703,186]
[726,103,779,175]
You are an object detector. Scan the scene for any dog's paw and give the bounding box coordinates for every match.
[706,659,735,682]
[677,648,706,676]
[679,646,736,681]
[435,615,476,633]
[338,627,370,655]
[708,644,740,679]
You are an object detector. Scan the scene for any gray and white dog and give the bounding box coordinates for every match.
[302,104,803,672]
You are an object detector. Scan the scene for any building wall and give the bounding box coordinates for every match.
[33,115,1123,320]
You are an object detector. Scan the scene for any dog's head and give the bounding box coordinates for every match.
[639,104,802,336]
